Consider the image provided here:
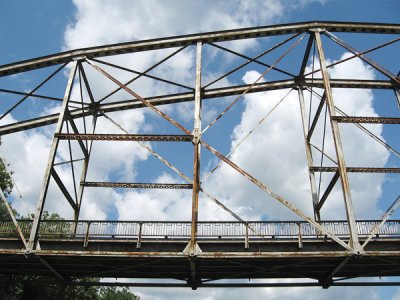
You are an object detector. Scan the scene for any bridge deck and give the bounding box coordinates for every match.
[0,220,399,287]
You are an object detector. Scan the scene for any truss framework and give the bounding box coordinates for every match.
[0,21,399,288]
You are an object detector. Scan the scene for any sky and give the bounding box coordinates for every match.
[0,0,399,299]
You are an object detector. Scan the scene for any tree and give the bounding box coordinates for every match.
[0,157,140,300]
[0,155,14,219]
[99,286,141,300]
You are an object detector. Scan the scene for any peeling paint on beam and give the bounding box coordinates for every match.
[1,21,399,77]
[0,79,396,135]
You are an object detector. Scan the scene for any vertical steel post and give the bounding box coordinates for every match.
[74,114,98,224]
[27,61,78,252]
[297,88,320,220]
[314,31,360,252]
[189,42,203,254]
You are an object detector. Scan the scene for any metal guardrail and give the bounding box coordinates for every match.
[1,220,400,240]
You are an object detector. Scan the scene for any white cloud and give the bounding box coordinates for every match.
[203,53,389,222]
[1,0,393,299]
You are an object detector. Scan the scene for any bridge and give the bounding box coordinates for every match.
[0,21,399,288]
[1,219,400,288]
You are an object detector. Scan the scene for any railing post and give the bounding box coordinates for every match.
[136,222,143,249]
[245,222,249,249]
[297,222,303,249]
[84,221,91,248]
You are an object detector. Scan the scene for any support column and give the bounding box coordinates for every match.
[314,31,360,252]
[74,114,98,223]
[297,88,320,220]
[27,61,78,252]
[188,42,202,255]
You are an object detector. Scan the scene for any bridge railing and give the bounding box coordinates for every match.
[0,220,399,240]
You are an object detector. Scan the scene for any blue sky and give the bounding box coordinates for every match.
[0,1,399,299]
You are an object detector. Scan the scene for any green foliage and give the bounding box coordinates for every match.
[0,157,13,197]
[0,157,16,220]
[0,157,140,300]
[99,286,141,300]
[0,276,141,300]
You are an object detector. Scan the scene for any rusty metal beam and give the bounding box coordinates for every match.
[68,281,400,288]
[27,61,78,252]
[332,116,400,124]
[85,58,191,135]
[82,182,193,189]
[1,21,399,77]
[200,139,354,252]
[0,188,28,248]
[362,195,400,249]
[314,30,360,252]
[0,79,396,135]
[189,42,203,254]
[310,167,400,173]
[55,133,193,142]
[324,30,400,84]
[304,36,400,78]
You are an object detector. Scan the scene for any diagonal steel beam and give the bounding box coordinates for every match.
[323,31,400,84]
[361,195,400,249]
[316,171,340,213]
[320,257,351,288]
[50,168,78,211]
[0,63,68,120]
[36,256,66,281]
[314,30,361,252]
[85,58,191,135]
[202,34,306,133]
[98,46,188,103]
[77,61,96,104]
[0,187,28,248]
[101,112,247,225]
[200,139,354,252]
[307,92,326,142]
[27,61,78,252]
[298,33,315,77]
[0,88,64,102]
[208,42,295,78]
[298,88,320,220]
[304,36,400,78]
[92,58,193,91]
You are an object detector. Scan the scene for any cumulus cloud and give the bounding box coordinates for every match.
[202,53,389,222]
[0,0,394,299]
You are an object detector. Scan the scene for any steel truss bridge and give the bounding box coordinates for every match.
[0,21,399,289]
